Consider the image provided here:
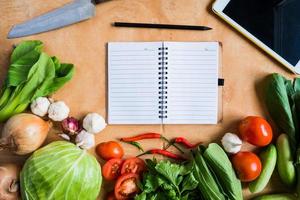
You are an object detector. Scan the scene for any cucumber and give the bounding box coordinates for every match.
[252,194,296,200]
[276,134,296,186]
[249,144,277,193]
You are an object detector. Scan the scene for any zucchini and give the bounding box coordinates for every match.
[249,144,277,193]
[276,134,296,186]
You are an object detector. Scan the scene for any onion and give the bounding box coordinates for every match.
[0,113,51,155]
[0,163,20,200]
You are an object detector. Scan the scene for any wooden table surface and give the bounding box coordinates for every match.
[0,0,295,199]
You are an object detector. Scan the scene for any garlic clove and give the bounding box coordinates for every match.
[221,133,242,154]
[82,113,106,134]
[75,130,95,150]
[48,101,70,121]
[30,97,51,117]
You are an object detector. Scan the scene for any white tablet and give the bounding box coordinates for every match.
[213,0,300,74]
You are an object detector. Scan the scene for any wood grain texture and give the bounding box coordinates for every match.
[0,0,295,199]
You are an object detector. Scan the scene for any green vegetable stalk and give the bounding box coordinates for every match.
[193,146,225,200]
[203,143,243,200]
[0,41,74,122]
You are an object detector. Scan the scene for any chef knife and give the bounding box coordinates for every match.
[7,0,110,39]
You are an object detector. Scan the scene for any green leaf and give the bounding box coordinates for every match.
[142,173,164,193]
[181,173,198,193]
[134,192,147,200]
[7,40,43,87]
[155,161,181,186]
[32,63,74,99]
[11,40,43,63]
[18,53,55,103]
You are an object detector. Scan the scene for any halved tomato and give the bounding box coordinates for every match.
[102,158,123,181]
[115,173,140,200]
[121,157,146,175]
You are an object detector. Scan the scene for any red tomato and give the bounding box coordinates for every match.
[115,173,140,200]
[96,141,124,160]
[102,158,123,181]
[239,116,273,146]
[231,152,262,182]
[106,191,117,200]
[121,157,146,175]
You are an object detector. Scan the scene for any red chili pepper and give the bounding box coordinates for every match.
[120,133,161,142]
[120,133,184,154]
[138,149,187,161]
[174,137,200,149]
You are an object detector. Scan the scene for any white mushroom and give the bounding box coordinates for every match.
[75,130,95,150]
[48,101,70,121]
[82,113,106,134]
[30,97,51,117]
[221,133,242,154]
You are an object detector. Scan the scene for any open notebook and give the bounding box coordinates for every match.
[108,42,220,124]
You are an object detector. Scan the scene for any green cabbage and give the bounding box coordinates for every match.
[20,141,102,200]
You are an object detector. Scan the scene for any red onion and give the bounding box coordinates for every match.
[61,117,80,135]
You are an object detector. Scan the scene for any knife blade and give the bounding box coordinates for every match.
[7,0,108,39]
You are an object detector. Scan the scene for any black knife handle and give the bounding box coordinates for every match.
[93,0,111,4]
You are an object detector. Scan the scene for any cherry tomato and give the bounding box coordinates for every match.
[239,116,273,146]
[102,158,123,181]
[121,157,146,175]
[96,141,124,160]
[106,191,117,200]
[231,151,262,182]
[115,173,140,200]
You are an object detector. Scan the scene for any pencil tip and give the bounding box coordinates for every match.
[205,27,212,30]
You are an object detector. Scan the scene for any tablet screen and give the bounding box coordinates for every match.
[223,0,300,66]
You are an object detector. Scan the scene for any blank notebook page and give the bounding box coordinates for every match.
[108,42,162,124]
[163,42,219,124]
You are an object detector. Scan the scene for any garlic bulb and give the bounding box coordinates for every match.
[75,130,95,149]
[221,133,242,154]
[82,113,106,134]
[30,97,51,117]
[48,101,70,121]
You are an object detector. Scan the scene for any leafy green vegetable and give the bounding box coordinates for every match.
[203,143,243,200]
[264,74,297,151]
[20,141,102,200]
[0,40,74,122]
[193,146,226,200]
[135,159,198,200]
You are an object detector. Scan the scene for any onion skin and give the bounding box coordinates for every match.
[0,163,20,200]
[0,113,51,155]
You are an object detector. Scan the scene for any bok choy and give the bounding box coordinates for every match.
[0,40,74,122]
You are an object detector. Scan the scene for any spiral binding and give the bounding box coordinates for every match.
[158,46,168,119]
